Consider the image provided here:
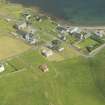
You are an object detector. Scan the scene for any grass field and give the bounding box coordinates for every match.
[0,35,30,60]
[77,38,98,49]
[0,3,23,19]
[33,19,59,42]
[0,49,104,105]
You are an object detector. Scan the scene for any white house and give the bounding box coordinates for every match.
[0,64,5,72]
[42,49,53,57]
[16,22,27,30]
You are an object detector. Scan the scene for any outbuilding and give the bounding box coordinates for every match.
[39,64,49,72]
[0,64,5,72]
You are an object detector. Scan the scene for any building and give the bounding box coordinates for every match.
[0,64,5,72]
[41,49,53,57]
[39,64,49,72]
[26,14,31,21]
[5,18,11,22]
[14,22,27,30]
[84,32,92,39]
[73,32,84,40]
[58,34,66,41]
[70,27,80,34]
[58,47,64,52]
[95,31,104,38]
[36,16,42,22]
[24,32,37,44]
[56,25,67,34]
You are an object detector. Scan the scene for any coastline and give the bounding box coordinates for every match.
[7,2,105,30]
[31,5,105,30]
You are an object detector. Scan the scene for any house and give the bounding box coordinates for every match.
[16,29,37,44]
[0,64,5,72]
[70,27,80,34]
[56,25,67,34]
[14,22,27,30]
[39,64,49,72]
[95,31,104,38]
[58,34,66,41]
[73,32,84,40]
[84,32,92,39]
[25,32,37,44]
[70,27,85,40]
[41,49,53,57]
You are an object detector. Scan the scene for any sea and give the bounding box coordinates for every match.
[9,0,105,26]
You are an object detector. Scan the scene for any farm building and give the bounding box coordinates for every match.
[41,49,53,57]
[0,64,5,72]
[39,64,49,72]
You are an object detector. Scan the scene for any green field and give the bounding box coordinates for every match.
[0,49,104,105]
[77,38,98,49]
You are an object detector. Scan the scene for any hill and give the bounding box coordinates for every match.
[0,2,105,105]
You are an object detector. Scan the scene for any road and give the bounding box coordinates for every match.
[70,43,105,58]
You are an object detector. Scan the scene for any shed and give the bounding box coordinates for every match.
[39,64,49,72]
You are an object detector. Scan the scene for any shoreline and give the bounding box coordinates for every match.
[33,6,105,30]
[8,2,105,30]
[54,16,105,29]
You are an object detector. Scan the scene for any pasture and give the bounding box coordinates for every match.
[0,50,104,105]
[0,35,30,60]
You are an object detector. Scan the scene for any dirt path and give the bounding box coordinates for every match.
[0,68,26,79]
